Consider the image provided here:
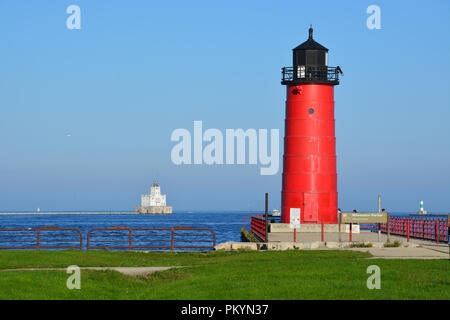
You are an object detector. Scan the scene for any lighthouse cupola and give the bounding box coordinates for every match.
[282,26,341,85]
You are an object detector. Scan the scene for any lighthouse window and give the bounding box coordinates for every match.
[297,65,306,78]
[308,108,314,114]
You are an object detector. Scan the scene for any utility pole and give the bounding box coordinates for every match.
[378,195,381,242]
[265,193,269,243]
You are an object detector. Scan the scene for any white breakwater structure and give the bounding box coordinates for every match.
[136,182,172,214]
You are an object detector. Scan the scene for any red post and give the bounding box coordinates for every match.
[407,220,410,242]
[421,219,424,238]
[387,213,390,243]
[321,220,324,242]
[294,228,297,242]
[436,221,439,244]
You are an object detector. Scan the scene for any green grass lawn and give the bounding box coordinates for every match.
[0,250,448,300]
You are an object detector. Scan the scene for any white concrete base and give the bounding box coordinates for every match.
[269,223,360,234]
[214,241,419,251]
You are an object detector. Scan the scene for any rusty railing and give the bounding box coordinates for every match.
[86,226,216,251]
[0,227,82,250]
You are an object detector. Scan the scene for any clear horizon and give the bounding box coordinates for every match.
[1,1,449,213]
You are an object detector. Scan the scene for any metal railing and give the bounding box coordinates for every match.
[86,226,216,251]
[250,217,266,241]
[282,66,340,85]
[378,217,448,243]
[0,227,82,250]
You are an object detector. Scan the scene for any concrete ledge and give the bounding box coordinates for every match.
[214,240,418,251]
[270,223,360,234]
[215,242,262,251]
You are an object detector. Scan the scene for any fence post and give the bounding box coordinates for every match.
[436,221,439,244]
[171,228,174,252]
[36,229,40,251]
[407,220,410,242]
[387,213,390,243]
[129,229,132,251]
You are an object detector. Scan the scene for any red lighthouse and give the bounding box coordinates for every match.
[281,27,342,224]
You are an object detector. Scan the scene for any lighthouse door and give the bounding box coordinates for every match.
[303,193,318,223]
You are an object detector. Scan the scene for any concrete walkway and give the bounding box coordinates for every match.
[267,230,449,259]
[347,247,449,259]
[1,266,180,276]
[270,231,448,249]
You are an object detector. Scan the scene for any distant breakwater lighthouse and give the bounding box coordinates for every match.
[136,182,172,214]
[281,26,342,224]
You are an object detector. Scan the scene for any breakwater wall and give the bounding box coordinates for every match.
[0,212,136,215]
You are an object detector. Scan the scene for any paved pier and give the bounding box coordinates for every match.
[269,231,447,250]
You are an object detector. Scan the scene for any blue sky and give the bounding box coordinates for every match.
[0,0,449,212]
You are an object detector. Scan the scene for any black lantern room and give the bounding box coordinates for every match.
[282,26,342,85]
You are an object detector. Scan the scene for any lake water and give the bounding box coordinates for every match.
[0,211,254,249]
[0,211,446,250]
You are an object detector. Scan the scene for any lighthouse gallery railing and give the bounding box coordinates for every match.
[282,66,340,84]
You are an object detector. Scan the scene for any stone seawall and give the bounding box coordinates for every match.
[0,212,137,215]
[135,206,173,214]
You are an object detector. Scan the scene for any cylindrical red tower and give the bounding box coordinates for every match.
[281,27,342,224]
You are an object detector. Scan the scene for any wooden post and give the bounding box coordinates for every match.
[349,223,352,242]
[294,228,296,243]
[265,193,269,243]
[378,195,381,242]
[378,223,381,242]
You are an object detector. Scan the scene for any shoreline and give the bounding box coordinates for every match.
[0,212,137,215]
